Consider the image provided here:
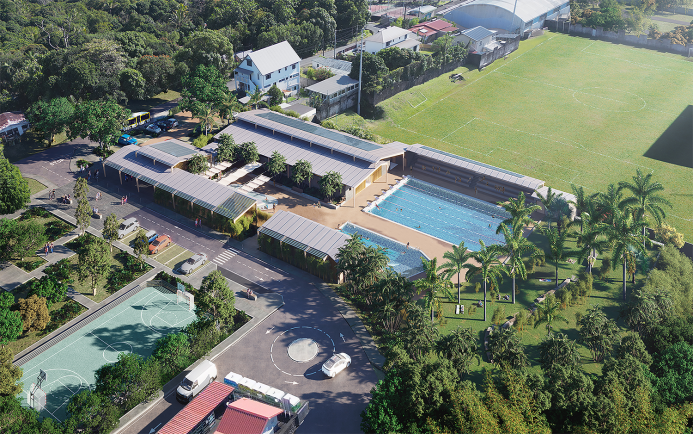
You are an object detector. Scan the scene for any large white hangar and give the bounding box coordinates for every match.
[444,0,570,34]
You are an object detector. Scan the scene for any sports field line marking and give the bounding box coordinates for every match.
[442,117,477,140]
[56,378,75,395]
[583,49,693,76]
[407,91,428,108]
[670,213,693,222]
[582,40,597,52]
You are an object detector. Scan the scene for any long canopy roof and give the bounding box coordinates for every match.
[407,144,544,190]
[259,210,349,261]
[105,145,256,220]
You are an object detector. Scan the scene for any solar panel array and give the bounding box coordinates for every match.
[150,140,199,157]
[136,146,183,167]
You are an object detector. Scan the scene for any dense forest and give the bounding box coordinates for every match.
[0,0,369,110]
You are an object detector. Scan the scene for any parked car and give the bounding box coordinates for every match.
[149,234,172,254]
[180,253,208,274]
[176,360,217,403]
[322,353,351,378]
[117,218,140,239]
[157,118,179,131]
[118,134,137,146]
[145,124,162,136]
[145,230,158,243]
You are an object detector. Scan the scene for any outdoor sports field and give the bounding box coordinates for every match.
[367,32,693,239]
[18,285,196,422]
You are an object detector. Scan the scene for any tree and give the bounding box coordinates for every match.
[0,346,22,396]
[102,213,119,253]
[187,154,209,174]
[198,270,235,331]
[618,168,673,249]
[152,333,192,379]
[578,304,620,362]
[415,257,450,322]
[400,305,440,361]
[179,65,228,135]
[372,270,413,334]
[178,30,234,75]
[0,395,63,433]
[238,141,259,165]
[576,212,609,274]
[497,191,540,232]
[492,305,506,326]
[336,234,388,300]
[94,352,160,411]
[464,240,503,322]
[616,332,652,366]
[498,223,538,304]
[487,327,529,368]
[65,389,120,434]
[438,241,473,305]
[68,99,130,153]
[349,52,389,93]
[650,342,693,405]
[291,159,313,187]
[0,292,12,311]
[539,332,580,372]
[17,295,50,332]
[0,157,30,215]
[132,229,149,265]
[544,365,596,432]
[267,151,286,179]
[319,171,342,201]
[608,208,646,301]
[569,184,592,233]
[25,97,75,146]
[248,87,263,110]
[73,178,89,201]
[535,187,557,228]
[119,68,146,101]
[216,134,237,163]
[75,197,92,236]
[268,83,283,106]
[27,275,67,309]
[653,222,685,248]
[196,104,218,135]
[4,219,46,261]
[539,224,568,284]
[0,309,22,345]
[437,326,480,377]
[136,55,176,98]
[533,295,568,336]
[77,237,111,296]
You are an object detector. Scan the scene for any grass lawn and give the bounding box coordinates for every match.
[10,210,75,272]
[1,131,68,163]
[25,177,47,195]
[7,281,87,356]
[125,90,181,114]
[353,31,693,241]
[65,235,153,303]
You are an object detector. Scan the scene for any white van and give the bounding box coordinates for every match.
[176,360,217,403]
[117,218,140,239]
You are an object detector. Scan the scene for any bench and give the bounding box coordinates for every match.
[93,213,103,219]
[247,292,257,301]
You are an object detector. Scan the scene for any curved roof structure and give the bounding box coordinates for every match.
[464,0,565,22]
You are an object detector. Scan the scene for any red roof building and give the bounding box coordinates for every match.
[409,19,459,42]
[0,111,29,138]
[159,382,235,434]
[215,398,283,434]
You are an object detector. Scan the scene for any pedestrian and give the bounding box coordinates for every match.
[406,242,409,250]
[45,244,49,257]
[125,195,128,204]
[87,171,91,181]
[194,218,198,227]
[121,196,124,205]
[95,170,99,181]
[50,242,54,253]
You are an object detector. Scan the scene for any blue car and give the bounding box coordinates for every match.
[118,134,137,146]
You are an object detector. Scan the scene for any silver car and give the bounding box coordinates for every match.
[180,253,207,274]
[117,218,140,239]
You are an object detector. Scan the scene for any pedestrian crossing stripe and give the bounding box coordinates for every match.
[213,248,238,264]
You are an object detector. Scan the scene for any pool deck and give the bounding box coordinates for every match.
[254,166,541,283]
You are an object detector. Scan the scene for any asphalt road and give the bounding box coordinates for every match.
[13,138,94,188]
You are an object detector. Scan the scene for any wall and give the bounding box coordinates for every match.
[467,35,520,68]
[313,91,358,121]
[545,20,693,56]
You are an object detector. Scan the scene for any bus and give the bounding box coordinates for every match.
[123,111,150,130]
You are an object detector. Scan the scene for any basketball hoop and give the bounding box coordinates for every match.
[28,370,47,411]
[176,289,194,311]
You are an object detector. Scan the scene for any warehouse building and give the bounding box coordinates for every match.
[444,0,570,34]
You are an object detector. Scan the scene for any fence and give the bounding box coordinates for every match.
[313,91,358,121]
[467,35,521,69]
[545,19,693,57]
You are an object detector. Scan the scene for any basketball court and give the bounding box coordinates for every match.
[19,285,196,422]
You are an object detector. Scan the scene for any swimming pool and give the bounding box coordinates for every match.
[340,222,427,277]
[364,177,509,251]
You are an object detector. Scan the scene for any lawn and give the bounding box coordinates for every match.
[354,32,693,241]
[25,177,47,195]
[125,90,181,114]
[10,209,75,272]
[65,235,153,303]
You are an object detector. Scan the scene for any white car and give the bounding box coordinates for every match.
[145,124,162,136]
[117,218,140,239]
[322,353,351,378]
[180,253,207,274]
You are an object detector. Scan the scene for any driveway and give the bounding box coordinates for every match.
[13,138,96,188]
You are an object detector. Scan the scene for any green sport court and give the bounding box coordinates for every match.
[369,32,693,239]
[19,285,196,422]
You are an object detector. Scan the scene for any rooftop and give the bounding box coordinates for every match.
[216,398,282,434]
[311,57,352,74]
[461,26,496,41]
[159,382,234,434]
[306,74,359,96]
[408,5,437,14]
[393,38,422,50]
[0,112,26,131]
[259,210,349,261]
[365,26,415,44]
[410,19,459,34]
[243,41,301,76]
[463,0,566,22]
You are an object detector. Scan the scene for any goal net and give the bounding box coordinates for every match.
[177,289,194,311]
[28,384,46,412]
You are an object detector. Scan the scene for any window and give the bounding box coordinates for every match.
[386,41,391,47]
[265,73,271,80]
[247,59,252,67]
[285,66,288,71]
[292,64,296,70]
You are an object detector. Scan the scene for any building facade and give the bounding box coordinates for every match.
[364,27,421,54]
[444,0,570,34]
[234,41,301,95]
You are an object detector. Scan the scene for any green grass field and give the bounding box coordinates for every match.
[360,32,693,240]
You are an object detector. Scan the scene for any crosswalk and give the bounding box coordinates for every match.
[212,248,238,265]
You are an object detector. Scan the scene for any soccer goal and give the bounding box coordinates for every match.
[177,289,194,311]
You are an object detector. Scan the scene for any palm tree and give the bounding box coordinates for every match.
[595,183,622,225]
[464,241,504,322]
[576,216,609,274]
[533,296,568,336]
[438,241,473,305]
[498,223,539,304]
[569,184,594,233]
[540,224,568,285]
[496,191,540,233]
[249,87,263,109]
[415,257,450,322]
[618,168,673,249]
[608,208,647,301]
[535,187,557,228]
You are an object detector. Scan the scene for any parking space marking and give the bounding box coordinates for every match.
[136,215,215,254]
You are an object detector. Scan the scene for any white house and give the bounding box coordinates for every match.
[456,26,496,52]
[0,112,29,139]
[234,41,301,96]
[363,27,421,54]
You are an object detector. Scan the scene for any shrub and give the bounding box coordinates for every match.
[192,134,213,149]
[598,257,612,280]
[28,275,68,309]
[491,306,506,326]
[321,119,337,129]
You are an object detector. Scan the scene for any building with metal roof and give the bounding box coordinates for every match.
[311,57,352,76]
[444,0,569,33]
[213,109,406,205]
[364,26,420,54]
[103,145,258,223]
[409,19,459,42]
[405,144,544,201]
[216,398,283,434]
[457,26,497,52]
[234,41,301,95]
[258,210,349,282]
[408,5,437,19]
[159,382,234,434]
[305,75,359,101]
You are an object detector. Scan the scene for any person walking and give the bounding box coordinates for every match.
[44,244,49,257]
[95,170,99,182]
[121,196,124,205]
[124,195,128,204]
[49,242,54,254]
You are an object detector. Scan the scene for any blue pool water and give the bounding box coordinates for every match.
[365,178,509,251]
[340,222,427,277]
